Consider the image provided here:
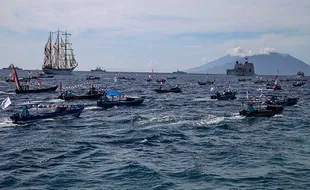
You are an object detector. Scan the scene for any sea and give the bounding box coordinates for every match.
[0,70,309,189]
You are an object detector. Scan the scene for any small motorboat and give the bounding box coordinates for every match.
[239,101,283,117]
[15,85,58,94]
[265,94,299,106]
[86,76,100,80]
[210,90,237,100]
[198,80,215,85]
[59,86,104,101]
[97,91,145,109]
[167,76,177,79]
[238,78,251,82]
[239,109,279,117]
[154,86,182,93]
[10,104,84,124]
[292,81,306,87]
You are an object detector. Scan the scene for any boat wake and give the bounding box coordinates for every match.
[197,116,225,125]
[0,117,16,128]
[0,91,15,95]
[193,97,215,102]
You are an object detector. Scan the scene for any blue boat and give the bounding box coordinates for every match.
[10,104,84,124]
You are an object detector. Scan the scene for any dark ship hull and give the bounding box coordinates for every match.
[42,68,74,75]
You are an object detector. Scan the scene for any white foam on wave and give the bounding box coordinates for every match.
[0,117,17,128]
[141,138,148,143]
[274,114,284,117]
[197,116,225,125]
[0,91,15,95]
[193,97,215,102]
[228,112,245,120]
[84,106,98,110]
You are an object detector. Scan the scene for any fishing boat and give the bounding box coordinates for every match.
[297,71,305,77]
[91,66,106,72]
[172,70,187,74]
[31,71,55,79]
[86,76,100,80]
[97,91,145,109]
[167,76,177,79]
[10,64,58,94]
[265,94,299,106]
[16,85,58,94]
[10,103,84,124]
[197,79,215,85]
[239,101,282,117]
[210,90,237,100]
[59,87,104,101]
[154,86,182,93]
[42,30,78,75]
[266,75,281,90]
[292,81,306,87]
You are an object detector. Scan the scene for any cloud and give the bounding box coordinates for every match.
[228,47,277,57]
[201,57,208,63]
[0,0,310,71]
[1,0,310,35]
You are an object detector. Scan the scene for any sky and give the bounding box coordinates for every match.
[0,0,310,72]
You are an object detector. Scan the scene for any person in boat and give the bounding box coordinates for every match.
[216,91,220,96]
[20,106,30,119]
[247,103,255,113]
[159,85,163,90]
[102,94,110,102]
[68,91,73,97]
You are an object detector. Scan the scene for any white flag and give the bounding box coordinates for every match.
[246,91,249,100]
[1,96,11,110]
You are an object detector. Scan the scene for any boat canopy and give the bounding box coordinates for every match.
[106,91,123,96]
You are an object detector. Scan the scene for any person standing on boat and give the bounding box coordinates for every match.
[20,106,30,119]
[247,103,254,112]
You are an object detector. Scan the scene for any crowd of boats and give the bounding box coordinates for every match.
[1,63,307,124]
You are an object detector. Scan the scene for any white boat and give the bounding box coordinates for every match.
[42,30,78,75]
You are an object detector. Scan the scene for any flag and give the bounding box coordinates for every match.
[210,87,214,92]
[11,64,21,90]
[59,82,63,92]
[246,91,249,100]
[1,96,11,110]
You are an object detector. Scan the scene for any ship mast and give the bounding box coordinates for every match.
[49,31,52,66]
[62,31,71,69]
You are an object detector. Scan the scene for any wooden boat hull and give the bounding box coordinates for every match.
[59,93,103,101]
[239,110,278,117]
[15,86,58,94]
[97,97,145,109]
[10,105,84,124]
[154,88,182,93]
[210,92,237,100]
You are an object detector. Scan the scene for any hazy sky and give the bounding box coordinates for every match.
[1,0,309,72]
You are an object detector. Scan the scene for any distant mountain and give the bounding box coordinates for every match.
[187,52,310,75]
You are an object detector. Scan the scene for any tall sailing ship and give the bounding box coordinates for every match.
[42,30,78,75]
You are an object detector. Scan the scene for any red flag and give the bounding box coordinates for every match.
[11,64,21,90]
[60,82,63,91]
